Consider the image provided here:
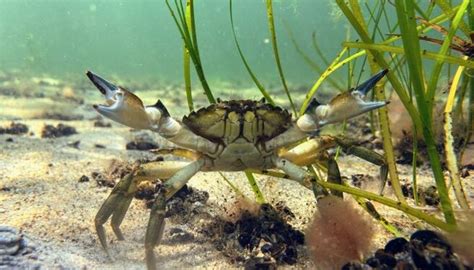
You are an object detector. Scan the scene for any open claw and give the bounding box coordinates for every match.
[297,69,389,131]
[86,71,179,133]
[87,71,152,129]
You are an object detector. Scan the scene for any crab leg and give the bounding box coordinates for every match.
[272,157,328,198]
[333,136,388,193]
[145,159,205,270]
[94,161,191,252]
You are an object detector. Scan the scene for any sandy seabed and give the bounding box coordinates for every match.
[0,74,473,269]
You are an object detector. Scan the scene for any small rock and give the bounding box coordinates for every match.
[93,119,111,128]
[78,175,89,183]
[67,140,81,149]
[126,141,158,151]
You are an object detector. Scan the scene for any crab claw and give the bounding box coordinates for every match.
[86,71,178,134]
[297,69,389,131]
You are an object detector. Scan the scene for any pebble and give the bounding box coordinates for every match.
[0,226,21,256]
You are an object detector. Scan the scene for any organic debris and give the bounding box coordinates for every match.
[344,229,472,269]
[41,123,77,138]
[0,122,29,135]
[351,174,377,188]
[91,160,134,188]
[401,183,440,206]
[136,184,210,224]
[209,203,305,267]
[126,132,159,151]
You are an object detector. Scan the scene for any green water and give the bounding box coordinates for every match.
[1,0,349,88]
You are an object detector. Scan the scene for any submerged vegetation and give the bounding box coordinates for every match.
[167,0,472,237]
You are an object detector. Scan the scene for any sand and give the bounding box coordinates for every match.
[0,74,473,269]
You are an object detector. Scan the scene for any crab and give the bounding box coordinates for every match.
[86,69,389,269]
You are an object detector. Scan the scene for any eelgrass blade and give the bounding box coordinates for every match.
[285,24,344,91]
[265,0,297,115]
[183,0,193,112]
[219,172,245,197]
[229,0,275,105]
[426,0,470,115]
[361,201,403,237]
[395,0,456,225]
[317,180,455,232]
[412,128,419,205]
[311,32,331,67]
[166,0,216,104]
[244,171,265,204]
[444,64,470,209]
[343,42,474,69]
[336,0,458,225]
[249,168,454,232]
[299,47,361,114]
[344,0,405,206]
[433,0,471,36]
[335,0,423,134]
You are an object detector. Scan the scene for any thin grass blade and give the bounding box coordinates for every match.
[265,0,296,114]
[444,64,470,209]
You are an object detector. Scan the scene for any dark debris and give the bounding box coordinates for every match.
[401,183,440,206]
[0,122,29,135]
[210,203,305,267]
[41,123,77,138]
[91,160,134,188]
[342,229,472,270]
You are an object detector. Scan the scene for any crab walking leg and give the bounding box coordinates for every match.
[145,159,205,270]
[333,136,388,193]
[94,161,191,252]
[278,135,336,166]
[272,157,328,198]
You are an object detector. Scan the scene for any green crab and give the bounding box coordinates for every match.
[86,69,389,269]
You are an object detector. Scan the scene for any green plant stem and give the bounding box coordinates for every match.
[336,1,423,134]
[348,0,405,204]
[426,0,470,117]
[412,128,419,205]
[299,47,365,114]
[250,168,453,232]
[337,0,457,225]
[395,0,456,225]
[183,0,193,112]
[285,24,343,90]
[229,0,275,105]
[317,181,455,232]
[343,42,474,69]
[166,0,215,104]
[245,171,265,204]
[444,65,470,209]
[265,0,296,115]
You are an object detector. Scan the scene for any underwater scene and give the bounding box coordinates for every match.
[0,0,473,269]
